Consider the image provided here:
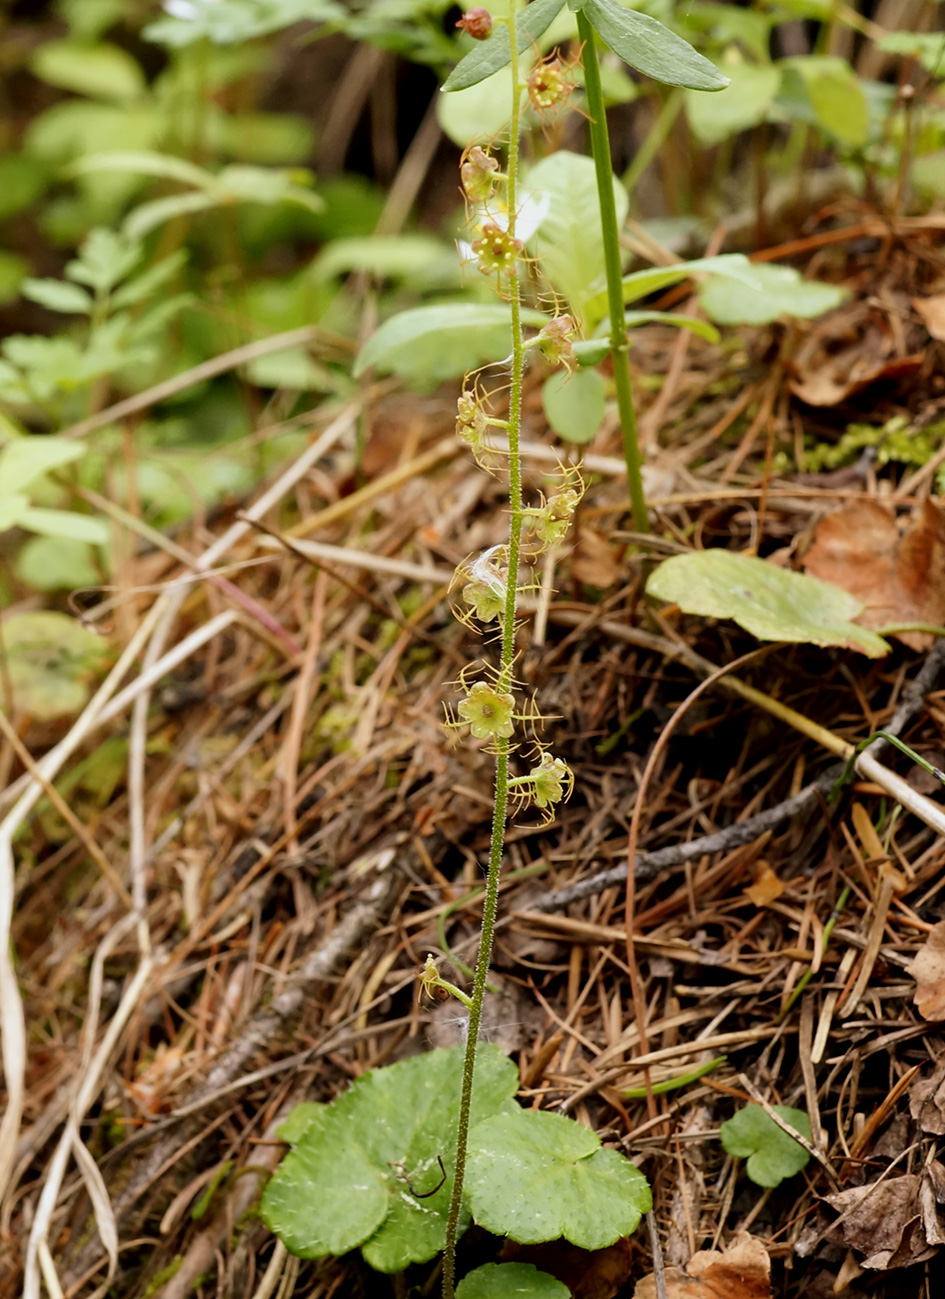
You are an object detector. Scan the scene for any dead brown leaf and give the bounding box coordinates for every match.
[745,861,785,908]
[571,527,624,589]
[633,1231,771,1299]
[913,295,945,343]
[909,1060,945,1134]
[907,921,945,1021]
[823,1165,945,1270]
[801,498,945,650]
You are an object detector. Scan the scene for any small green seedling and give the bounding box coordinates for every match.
[833,730,945,800]
[720,1104,811,1188]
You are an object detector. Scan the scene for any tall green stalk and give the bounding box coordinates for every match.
[441,7,526,1295]
[577,12,649,534]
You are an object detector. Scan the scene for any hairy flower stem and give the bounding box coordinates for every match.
[576,12,648,533]
[441,7,526,1298]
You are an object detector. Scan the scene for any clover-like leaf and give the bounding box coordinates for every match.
[262,1044,518,1271]
[646,550,890,658]
[720,1104,811,1188]
[466,1108,651,1249]
[457,1263,569,1299]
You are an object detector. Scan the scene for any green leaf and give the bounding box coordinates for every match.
[122,193,219,241]
[20,279,94,315]
[263,1045,518,1271]
[645,550,890,657]
[782,57,869,147]
[457,1264,570,1299]
[0,611,109,720]
[29,39,145,103]
[0,438,85,496]
[110,250,188,310]
[720,1104,811,1188]
[582,0,729,91]
[0,495,29,531]
[466,1108,652,1249]
[69,150,217,191]
[311,234,457,287]
[443,0,566,91]
[542,368,606,444]
[623,310,720,341]
[697,263,847,325]
[354,303,548,383]
[0,253,29,307]
[66,228,142,295]
[527,151,628,320]
[684,63,781,146]
[0,156,49,221]
[144,0,344,47]
[876,30,945,73]
[18,507,110,545]
[438,67,520,148]
[14,535,100,592]
[582,253,760,323]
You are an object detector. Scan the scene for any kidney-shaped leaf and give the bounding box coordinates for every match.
[262,1044,518,1272]
[583,0,729,91]
[698,262,847,325]
[457,1263,569,1299]
[542,367,605,444]
[646,550,890,657]
[444,0,566,91]
[354,303,547,383]
[466,1108,651,1249]
[720,1104,811,1188]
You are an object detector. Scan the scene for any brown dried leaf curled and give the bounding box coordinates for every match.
[802,498,945,650]
[823,1166,945,1270]
[633,1231,771,1299]
[909,1060,945,1134]
[907,921,945,1021]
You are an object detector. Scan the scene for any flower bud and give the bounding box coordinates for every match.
[456,7,493,39]
[537,315,575,368]
[461,145,499,203]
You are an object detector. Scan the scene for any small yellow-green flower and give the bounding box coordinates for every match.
[461,146,500,203]
[456,391,487,449]
[471,222,523,276]
[458,680,515,740]
[530,752,571,808]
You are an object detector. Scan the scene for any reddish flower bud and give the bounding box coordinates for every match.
[456,6,493,39]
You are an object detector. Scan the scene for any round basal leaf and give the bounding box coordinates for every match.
[1,611,109,720]
[582,0,729,91]
[527,151,628,320]
[457,1263,570,1299]
[542,367,605,444]
[353,303,547,384]
[443,0,566,91]
[684,63,781,146]
[14,535,100,591]
[263,1044,519,1271]
[645,550,890,657]
[697,263,847,325]
[0,437,85,496]
[466,1108,652,1249]
[720,1104,811,1188]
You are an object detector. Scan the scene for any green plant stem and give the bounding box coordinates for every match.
[576,12,648,533]
[778,885,850,1022]
[441,6,527,1294]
